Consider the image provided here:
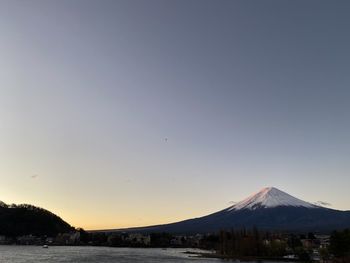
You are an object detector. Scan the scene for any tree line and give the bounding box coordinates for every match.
[217,227,350,262]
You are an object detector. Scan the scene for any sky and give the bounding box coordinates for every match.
[1,0,350,230]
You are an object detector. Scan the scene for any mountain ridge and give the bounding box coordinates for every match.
[227,187,320,211]
[114,187,350,234]
[0,201,73,237]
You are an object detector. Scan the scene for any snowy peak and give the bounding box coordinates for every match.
[229,187,318,211]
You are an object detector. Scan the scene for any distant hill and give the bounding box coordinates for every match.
[118,187,350,234]
[0,202,73,237]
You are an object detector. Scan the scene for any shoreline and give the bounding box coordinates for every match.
[184,251,298,262]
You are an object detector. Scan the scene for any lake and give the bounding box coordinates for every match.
[0,246,289,262]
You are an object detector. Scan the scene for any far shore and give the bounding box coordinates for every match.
[184,251,298,262]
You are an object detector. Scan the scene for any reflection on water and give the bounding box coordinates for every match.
[0,246,287,263]
[0,247,216,263]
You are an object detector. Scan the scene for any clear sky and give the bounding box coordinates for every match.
[1,0,350,230]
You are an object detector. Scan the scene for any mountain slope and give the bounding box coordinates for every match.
[121,187,350,234]
[228,187,317,210]
[0,202,73,237]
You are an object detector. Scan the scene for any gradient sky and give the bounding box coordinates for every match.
[1,0,350,230]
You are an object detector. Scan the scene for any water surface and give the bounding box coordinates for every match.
[0,246,288,262]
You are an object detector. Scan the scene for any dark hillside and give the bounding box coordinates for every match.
[0,202,73,237]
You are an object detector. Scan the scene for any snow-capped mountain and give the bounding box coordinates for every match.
[228,187,318,210]
[117,187,350,234]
